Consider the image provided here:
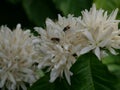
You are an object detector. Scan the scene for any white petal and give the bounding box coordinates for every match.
[56,45,63,52]
[8,73,16,84]
[83,30,94,42]
[94,47,101,60]
[100,50,108,58]
[16,24,21,29]
[21,68,33,74]
[20,83,27,90]
[32,38,40,44]
[0,74,7,87]
[98,27,112,42]
[80,46,94,55]
[99,39,109,47]
[49,69,59,83]
[64,69,73,85]
[109,48,118,55]
[108,8,118,20]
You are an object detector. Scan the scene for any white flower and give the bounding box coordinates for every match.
[80,27,114,59]
[79,4,119,31]
[78,4,120,59]
[0,24,39,90]
[34,15,82,85]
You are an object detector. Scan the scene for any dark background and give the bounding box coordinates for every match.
[0,0,34,29]
[0,0,92,29]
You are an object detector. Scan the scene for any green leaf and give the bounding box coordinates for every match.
[101,53,120,90]
[28,73,54,90]
[53,0,93,16]
[102,52,120,72]
[22,0,59,26]
[29,53,117,90]
[28,73,70,90]
[102,53,120,65]
[94,0,120,18]
[6,0,21,4]
[70,53,117,90]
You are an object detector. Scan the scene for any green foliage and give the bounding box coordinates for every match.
[94,0,120,19]
[102,52,120,90]
[71,53,117,90]
[22,0,59,27]
[52,0,92,16]
[7,0,93,26]
[94,0,120,11]
[29,53,117,90]
[28,73,70,90]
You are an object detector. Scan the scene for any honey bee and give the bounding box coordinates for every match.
[72,53,77,57]
[51,37,60,42]
[63,25,70,32]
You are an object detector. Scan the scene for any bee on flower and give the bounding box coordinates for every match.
[33,4,120,85]
[33,14,85,85]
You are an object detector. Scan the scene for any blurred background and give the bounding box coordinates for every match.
[0,0,93,28]
[1,0,120,29]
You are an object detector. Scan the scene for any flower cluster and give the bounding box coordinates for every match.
[0,4,120,89]
[34,15,80,85]
[34,4,120,85]
[78,4,120,59]
[0,24,40,90]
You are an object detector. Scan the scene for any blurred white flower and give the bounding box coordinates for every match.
[78,4,120,59]
[34,15,83,85]
[0,24,39,90]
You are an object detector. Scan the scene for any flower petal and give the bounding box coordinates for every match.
[83,30,94,42]
[64,69,72,85]
[80,46,94,55]
[109,47,118,55]
[94,47,101,60]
